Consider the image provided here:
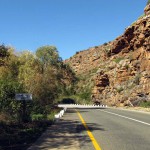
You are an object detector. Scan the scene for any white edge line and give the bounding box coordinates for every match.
[101,110,150,126]
[109,107,150,114]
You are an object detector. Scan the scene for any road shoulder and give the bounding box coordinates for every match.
[27,110,80,150]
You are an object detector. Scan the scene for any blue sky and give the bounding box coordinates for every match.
[0,0,147,60]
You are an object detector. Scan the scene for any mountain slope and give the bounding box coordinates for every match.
[65,4,150,106]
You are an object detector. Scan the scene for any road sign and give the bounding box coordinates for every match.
[15,93,32,101]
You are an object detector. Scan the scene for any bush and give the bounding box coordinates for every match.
[95,46,99,48]
[47,113,55,121]
[103,42,108,46]
[139,101,150,108]
[114,57,124,63]
[0,79,24,121]
[116,87,124,93]
[125,64,129,70]
[134,73,141,85]
[78,91,91,100]
[31,114,46,121]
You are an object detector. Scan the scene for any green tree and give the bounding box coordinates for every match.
[0,44,10,66]
[0,79,23,117]
[36,46,62,71]
[18,50,60,114]
[0,46,24,121]
[18,51,41,93]
[0,44,77,122]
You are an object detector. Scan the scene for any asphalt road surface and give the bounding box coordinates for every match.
[77,108,150,150]
[28,108,150,150]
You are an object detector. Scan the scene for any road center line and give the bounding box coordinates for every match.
[76,110,102,150]
[101,110,150,126]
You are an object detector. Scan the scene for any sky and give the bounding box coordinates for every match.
[0,0,147,60]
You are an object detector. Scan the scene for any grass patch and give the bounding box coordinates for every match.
[139,101,150,108]
[114,57,124,63]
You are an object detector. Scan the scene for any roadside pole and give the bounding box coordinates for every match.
[15,93,32,123]
[22,99,26,122]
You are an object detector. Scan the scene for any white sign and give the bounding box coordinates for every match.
[15,93,32,101]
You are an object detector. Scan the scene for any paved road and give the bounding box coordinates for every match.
[28,108,150,150]
[78,108,150,150]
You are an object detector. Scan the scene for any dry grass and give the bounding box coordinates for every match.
[0,112,11,123]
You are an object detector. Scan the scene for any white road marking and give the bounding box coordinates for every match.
[101,110,150,126]
[109,107,150,114]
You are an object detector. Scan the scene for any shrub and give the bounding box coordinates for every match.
[103,42,108,46]
[139,101,150,108]
[114,57,124,63]
[0,79,25,121]
[125,64,129,70]
[103,46,111,57]
[116,87,124,93]
[78,91,91,100]
[47,113,55,121]
[31,114,46,121]
[134,73,141,85]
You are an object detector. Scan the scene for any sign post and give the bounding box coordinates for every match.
[15,94,32,122]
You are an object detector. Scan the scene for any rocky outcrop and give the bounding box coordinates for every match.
[92,70,109,103]
[65,4,150,106]
[64,43,112,75]
[111,16,150,55]
[91,4,150,106]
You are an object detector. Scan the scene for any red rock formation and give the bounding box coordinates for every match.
[65,4,150,106]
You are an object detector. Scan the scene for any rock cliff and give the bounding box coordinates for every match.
[65,4,150,106]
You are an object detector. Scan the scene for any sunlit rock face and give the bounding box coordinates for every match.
[65,4,150,106]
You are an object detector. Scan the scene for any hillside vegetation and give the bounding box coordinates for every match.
[0,45,77,149]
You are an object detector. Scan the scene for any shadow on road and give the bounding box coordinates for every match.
[28,109,104,150]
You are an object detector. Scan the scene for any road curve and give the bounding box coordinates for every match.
[78,108,150,150]
[28,108,150,150]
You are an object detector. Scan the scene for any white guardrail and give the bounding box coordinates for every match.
[54,104,107,119]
